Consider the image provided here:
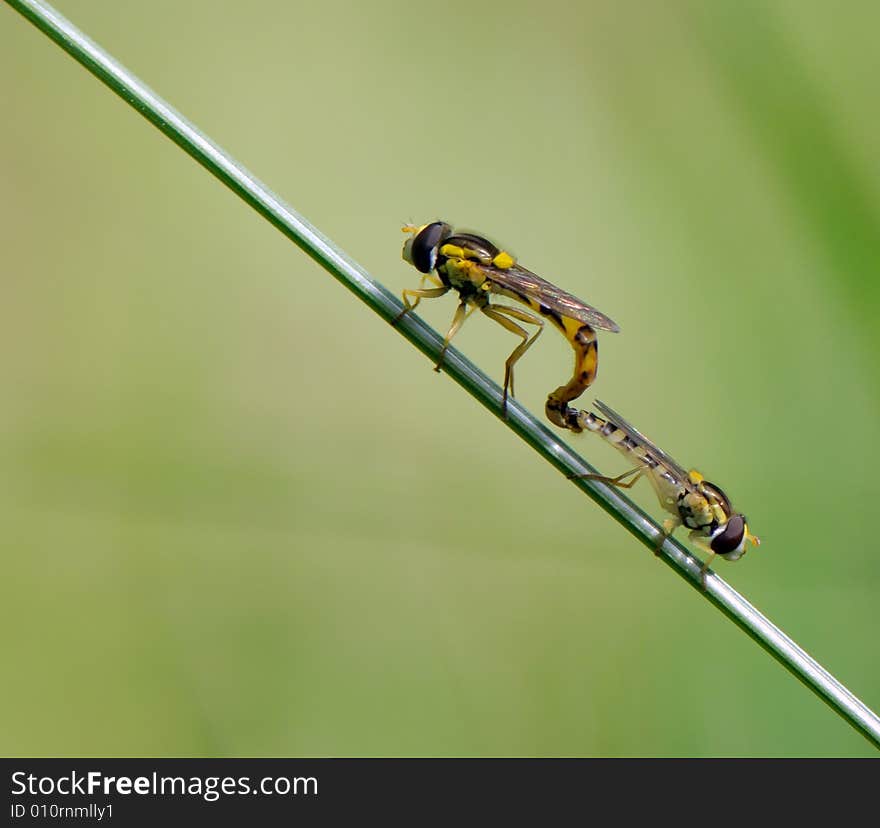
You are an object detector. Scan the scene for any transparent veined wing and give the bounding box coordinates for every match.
[472,260,620,333]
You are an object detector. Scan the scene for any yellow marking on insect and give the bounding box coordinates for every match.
[439,242,488,263]
[444,257,489,289]
[492,251,515,269]
[439,243,515,270]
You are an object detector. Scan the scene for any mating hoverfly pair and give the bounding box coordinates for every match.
[397,221,760,582]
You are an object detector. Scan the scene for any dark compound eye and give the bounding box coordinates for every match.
[710,514,746,556]
[410,222,451,273]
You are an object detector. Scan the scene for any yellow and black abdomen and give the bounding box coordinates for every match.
[544,316,600,429]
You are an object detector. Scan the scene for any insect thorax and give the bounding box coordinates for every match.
[677,490,717,534]
[438,257,488,298]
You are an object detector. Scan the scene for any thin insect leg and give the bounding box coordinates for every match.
[487,304,544,328]
[480,303,543,414]
[655,517,681,557]
[408,273,445,309]
[462,303,480,322]
[687,533,716,590]
[435,300,470,372]
[392,285,450,325]
[410,274,447,315]
[482,305,544,400]
[568,466,643,488]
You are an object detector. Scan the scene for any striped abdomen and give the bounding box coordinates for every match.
[579,411,655,464]
[542,317,599,429]
[577,410,683,500]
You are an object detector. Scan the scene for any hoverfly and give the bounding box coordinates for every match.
[397,222,619,426]
[573,400,760,585]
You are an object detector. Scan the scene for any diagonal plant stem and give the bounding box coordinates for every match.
[6,0,880,751]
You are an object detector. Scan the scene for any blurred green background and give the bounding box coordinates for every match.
[2,0,878,757]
